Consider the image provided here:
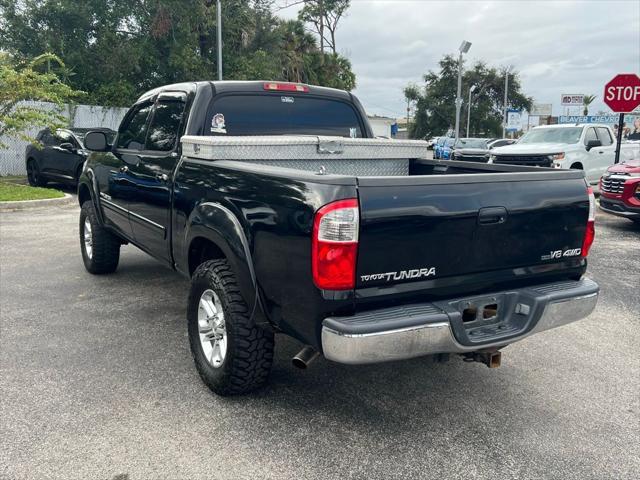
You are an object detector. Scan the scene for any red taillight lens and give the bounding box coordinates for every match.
[581,186,596,258]
[263,82,309,93]
[312,199,359,290]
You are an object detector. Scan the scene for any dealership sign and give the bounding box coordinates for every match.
[530,103,552,116]
[561,94,584,106]
[558,115,619,124]
[603,73,640,113]
[506,109,521,131]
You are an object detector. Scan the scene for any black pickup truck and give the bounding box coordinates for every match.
[78,81,599,396]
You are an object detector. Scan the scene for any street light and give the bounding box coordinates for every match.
[466,84,477,137]
[502,65,512,138]
[454,40,472,142]
[217,0,223,80]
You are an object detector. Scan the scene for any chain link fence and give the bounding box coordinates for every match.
[0,101,128,176]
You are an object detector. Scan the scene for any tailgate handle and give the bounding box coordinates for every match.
[478,207,508,225]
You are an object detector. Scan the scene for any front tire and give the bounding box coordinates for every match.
[188,259,274,396]
[26,159,46,187]
[79,201,121,274]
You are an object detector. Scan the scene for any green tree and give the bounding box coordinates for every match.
[298,0,350,54]
[582,94,596,115]
[407,55,532,139]
[0,53,84,147]
[0,0,357,107]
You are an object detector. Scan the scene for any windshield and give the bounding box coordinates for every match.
[455,138,487,149]
[518,127,583,144]
[206,94,363,137]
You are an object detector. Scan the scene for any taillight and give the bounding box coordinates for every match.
[581,186,595,258]
[263,82,309,93]
[312,199,359,290]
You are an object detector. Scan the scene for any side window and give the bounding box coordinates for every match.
[40,131,56,146]
[584,128,598,145]
[596,127,613,146]
[146,95,186,151]
[55,130,75,146]
[116,103,153,150]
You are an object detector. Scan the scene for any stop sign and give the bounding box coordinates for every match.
[603,73,640,113]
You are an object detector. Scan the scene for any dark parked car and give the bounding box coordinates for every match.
[25,128,116,187]
[78,81,598,396]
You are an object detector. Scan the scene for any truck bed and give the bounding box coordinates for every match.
[176,134,590,348]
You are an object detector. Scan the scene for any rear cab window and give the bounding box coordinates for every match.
[205,94,364,138]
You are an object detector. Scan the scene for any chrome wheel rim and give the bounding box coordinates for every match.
[198,289,227,368]
[83,218,93,259]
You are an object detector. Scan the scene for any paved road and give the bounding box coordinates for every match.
[1,202,638,480]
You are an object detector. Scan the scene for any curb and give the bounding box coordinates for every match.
[0,193,76,211]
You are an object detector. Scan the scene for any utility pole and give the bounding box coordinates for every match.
[319,0,324,65]
[466,84,476,137]
[217,0,223,81]
[454,41,472,141]
[502,66,511,138]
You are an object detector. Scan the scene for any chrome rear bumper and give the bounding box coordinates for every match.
[322,278,599,365]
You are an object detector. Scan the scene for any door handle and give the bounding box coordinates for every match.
[119,166,129,173]
[478,206,508,225]
[598,151,604,154]
[156,173,169,182]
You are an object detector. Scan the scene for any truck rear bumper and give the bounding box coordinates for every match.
[321,278,599,364]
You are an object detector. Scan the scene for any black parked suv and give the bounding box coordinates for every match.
[25,128,116,187]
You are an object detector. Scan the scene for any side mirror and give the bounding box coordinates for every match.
[586,139,601,151]
[84,131,109,152]
[59,142,75,152]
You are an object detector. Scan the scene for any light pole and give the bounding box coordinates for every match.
[466,84,476,137]
[502,66,512,138]
[454,40,472,141]
[217,0,223,81]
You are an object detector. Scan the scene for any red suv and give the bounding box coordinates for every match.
[599,158,640,223]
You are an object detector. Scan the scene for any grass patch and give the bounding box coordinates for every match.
[0,177,64,202]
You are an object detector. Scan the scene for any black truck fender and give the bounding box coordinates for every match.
[182,202,271,329]
[77,169,105,225]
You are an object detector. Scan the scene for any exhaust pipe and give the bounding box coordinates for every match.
[292,346,320,369]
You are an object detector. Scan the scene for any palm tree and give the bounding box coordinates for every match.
[279,20,317,83]
[583,95,596,115]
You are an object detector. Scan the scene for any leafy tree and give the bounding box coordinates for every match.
[582,94,596,115]
[298,0,350,54]
[0,0,357,107]
[0,53,84,147]
[407,55,532,139]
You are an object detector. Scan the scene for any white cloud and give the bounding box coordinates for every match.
[277,0,640,118]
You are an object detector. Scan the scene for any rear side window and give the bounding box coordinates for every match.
[146,94,186,151]
[596,127,613,146]
[205,95,363,138]
[117,102,153,150]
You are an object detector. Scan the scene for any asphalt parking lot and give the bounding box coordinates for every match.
[1,201,638,480]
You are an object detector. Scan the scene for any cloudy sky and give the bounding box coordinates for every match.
[278,0,640,119]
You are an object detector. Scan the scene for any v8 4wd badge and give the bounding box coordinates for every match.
[541,248,582,261]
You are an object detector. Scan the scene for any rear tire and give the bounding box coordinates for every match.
[26,159,46,187]
[188,259,274,396]
[79,201,121,274]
